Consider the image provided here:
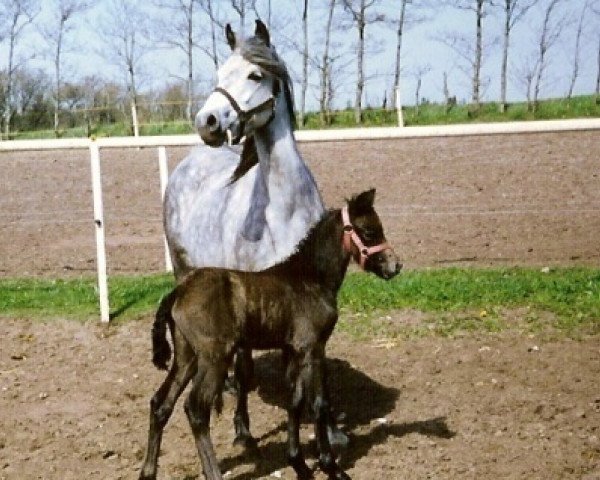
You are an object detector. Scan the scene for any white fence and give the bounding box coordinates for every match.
[2,117,600,322]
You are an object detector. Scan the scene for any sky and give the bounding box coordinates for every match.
[4,0,599,112]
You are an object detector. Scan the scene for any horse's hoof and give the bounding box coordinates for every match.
[233,434,259,452]
[328,428,349,451]
[329,472,351,480]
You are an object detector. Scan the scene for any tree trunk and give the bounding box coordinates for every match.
[320,0,336,125]
[54,19,65,137]
[533,0,560,111]
[355,16,365,124]
[3,32,16,140]
[415,77,421,117]
[299,0,308,126]
[596,34,600,97]
[472,0,483,108]
[567,4,585,100]
[392,0,408,111]
[500,0,510,112]
[207,0,219,70]
[186,1,194,122]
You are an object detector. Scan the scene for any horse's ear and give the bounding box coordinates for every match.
[255,19,270,47]
[225,23,236,50]
[351,189,376,212]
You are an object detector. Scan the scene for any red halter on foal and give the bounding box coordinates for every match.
[341,206,393,269]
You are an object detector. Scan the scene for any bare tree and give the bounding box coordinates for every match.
[390,0,427,110]
[152,0,203,122]
[392,0,409,112]
[597,34,600,98]
[532,0,567,110]
[566,1,587,99]
[341,0,385,124]
[98,0,149,135]
[498,0,539,112]
[42,0,89,137]
[319,0,337,125]
[229,0,257,32]
[299,0,309,126]
[438,0,496,109]
[412,64,431,116]
[199,0,222,70]
[514,51,539,109]
[1,0,39,139]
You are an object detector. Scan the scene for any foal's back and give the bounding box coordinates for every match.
[172,266,337,352]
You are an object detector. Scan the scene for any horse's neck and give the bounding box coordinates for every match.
[253,103,321,207]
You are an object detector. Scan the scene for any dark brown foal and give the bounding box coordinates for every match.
[139,189,401,480]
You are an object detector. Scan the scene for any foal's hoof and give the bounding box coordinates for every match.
[138,473,156,480]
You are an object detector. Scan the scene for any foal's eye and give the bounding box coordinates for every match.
[248,72,263,81]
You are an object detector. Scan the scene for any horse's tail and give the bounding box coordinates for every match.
[152,290,177,371]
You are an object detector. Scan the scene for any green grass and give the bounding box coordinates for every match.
[1,268,598,338]
[338,267,600,338]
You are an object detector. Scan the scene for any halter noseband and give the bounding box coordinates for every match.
[213,86,275,145]
[342,206,392,269]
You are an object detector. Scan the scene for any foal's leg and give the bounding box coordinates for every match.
[185,354,229,480]
[285,349,314,480]
[139,333,196,480]
[233,347,258,449]
[310,346,351,480]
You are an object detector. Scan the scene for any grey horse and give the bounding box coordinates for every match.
[161,21,349,452]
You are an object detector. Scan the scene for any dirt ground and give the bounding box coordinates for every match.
[0,315,599,480]
[0,131,599,479]
[0,131,599,278]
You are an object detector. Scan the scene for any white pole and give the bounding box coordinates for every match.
[131,102,140,138]
[395,86,404,127]
[89,143,110,323]
[157,146,173,272]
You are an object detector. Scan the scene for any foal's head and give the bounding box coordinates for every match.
[345,189,402,280]
[196,20,294,146]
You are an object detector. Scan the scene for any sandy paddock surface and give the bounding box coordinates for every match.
[0,316,599,480]
[0,131,599,479]
[0,131,599,277]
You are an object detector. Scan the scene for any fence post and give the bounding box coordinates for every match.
[395,86,404,127]
[89,143,110,323]
[157,146,173,272]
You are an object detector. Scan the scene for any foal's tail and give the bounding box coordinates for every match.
[152,289,177,371]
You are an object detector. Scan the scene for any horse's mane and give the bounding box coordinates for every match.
[239,36,296,130]
[230,35,296,184]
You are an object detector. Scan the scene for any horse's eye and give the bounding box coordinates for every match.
[248,72,262,81]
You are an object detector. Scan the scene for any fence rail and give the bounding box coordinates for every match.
[2,117,599,323]
[2,117,600,152]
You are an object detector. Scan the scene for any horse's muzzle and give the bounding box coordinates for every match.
[197,126,227,147]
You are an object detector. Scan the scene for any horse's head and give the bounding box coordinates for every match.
[344,189,402,280]
[196,20,288,147]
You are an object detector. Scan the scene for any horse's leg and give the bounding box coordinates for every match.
[139,331,196,480]
[285,349,314,480]
[185,354,228,480]
[233,347,258,449]
[310,346,351,480]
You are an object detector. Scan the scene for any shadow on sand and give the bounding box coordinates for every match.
[219,351,455,479]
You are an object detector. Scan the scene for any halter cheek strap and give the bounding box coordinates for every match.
[213,87,275,145]
[342,206,392,269]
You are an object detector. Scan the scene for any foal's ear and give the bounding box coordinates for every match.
[255,19,270,47]
[225,23,236,50]
[351,189,376,212]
